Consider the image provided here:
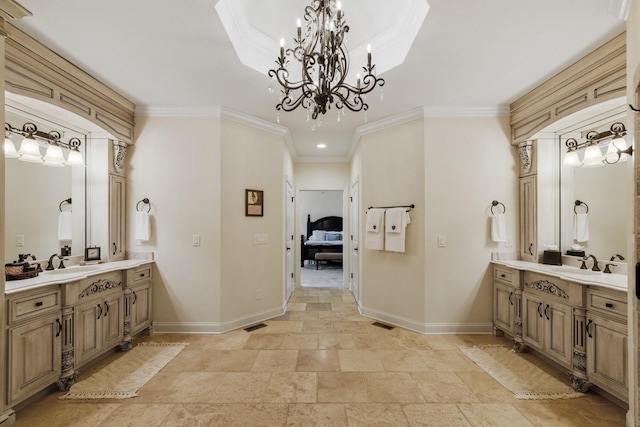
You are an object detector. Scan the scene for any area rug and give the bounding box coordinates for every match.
[300,264,343,288]
[60,342,187,400]
[459,344,584,400]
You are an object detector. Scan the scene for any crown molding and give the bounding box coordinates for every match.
[135,105,296,158]
[423,105,510,117]
[0,0,31,23]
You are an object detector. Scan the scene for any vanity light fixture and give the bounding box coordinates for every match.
[563,122,632,168]
[3,122,85,167]
[317,143,327,149]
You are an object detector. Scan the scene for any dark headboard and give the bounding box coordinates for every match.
[306,214,343,238]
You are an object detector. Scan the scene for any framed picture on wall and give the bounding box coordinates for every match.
[246,189,264,217]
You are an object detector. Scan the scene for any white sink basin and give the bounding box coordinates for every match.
[43,265,100,275]
[547,266,602,276]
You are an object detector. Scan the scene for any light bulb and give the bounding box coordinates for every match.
[4,137,19,158]
[17,135,42,163]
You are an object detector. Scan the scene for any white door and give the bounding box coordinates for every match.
[350,181,360,304]
[285,180,295,299]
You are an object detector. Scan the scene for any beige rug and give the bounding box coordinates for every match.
[459,344,584,400]
[61,342,187,400]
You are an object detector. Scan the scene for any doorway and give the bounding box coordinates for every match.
[299,190,344,288]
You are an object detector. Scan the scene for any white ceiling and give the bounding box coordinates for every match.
[9,0,628,160]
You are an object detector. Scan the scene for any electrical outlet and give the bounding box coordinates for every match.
[253,234,269,244]
[255,289,262,300]
[16,235,24,247]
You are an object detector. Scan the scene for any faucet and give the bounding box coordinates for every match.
[604,254,625,274]
[46,253,66,271]
[581,254,600,272]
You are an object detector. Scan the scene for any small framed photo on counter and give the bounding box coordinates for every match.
[84,246,101,262]
[246,189,264,217]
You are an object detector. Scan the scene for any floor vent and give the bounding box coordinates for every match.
[244,323,268,332]
[372,321,394,330]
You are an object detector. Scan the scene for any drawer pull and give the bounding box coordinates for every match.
[544,304,550,320]
[132,291,138,305]
[509,292,514,305]
[56,319,62,337]
[586,319,593,338]
[605,303,614,308]
[104,302,109,316]
[500,274,506,278]
[537,302,543,318]
[34,301,44,307]
[97,304,103,320]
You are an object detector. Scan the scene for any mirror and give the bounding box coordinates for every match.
[4,95,88,263]
[535,97,629,262]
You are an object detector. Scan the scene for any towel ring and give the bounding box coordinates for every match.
[59,198,72,212]
[136,198,151,213]
[490,200,505,215]
[574,200,589,214]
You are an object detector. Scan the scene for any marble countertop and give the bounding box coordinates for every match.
[5,259,155,295]
[492,259,628,291]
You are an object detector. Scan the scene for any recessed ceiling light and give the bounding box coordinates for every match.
[317,143,327,149]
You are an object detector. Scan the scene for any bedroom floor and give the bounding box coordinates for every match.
[300,262,343,288]
[15,287,626,426]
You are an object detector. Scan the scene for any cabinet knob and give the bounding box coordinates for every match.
[500,274,506,278]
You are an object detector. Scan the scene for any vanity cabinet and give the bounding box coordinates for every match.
[585,287,628,401]
[109,174,126,261]
[74,289,124,366]
[519,175,537,261]
[126,265,153,336]
[5,286,62,407]
[492,265,523,348]
[522,272,584,372]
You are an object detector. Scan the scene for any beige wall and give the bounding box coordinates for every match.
[354,119,426,329]
[424,117,515,331]
[220,119,289,325]
[130,115,292,332]
[294,162,350,190]
[351,116,515,332]
[129,116,222,330]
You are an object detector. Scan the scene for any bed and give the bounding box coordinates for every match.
[300,214,343,267]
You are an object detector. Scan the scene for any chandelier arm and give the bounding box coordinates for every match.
[278,91,314,112]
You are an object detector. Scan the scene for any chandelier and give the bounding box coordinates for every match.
[268,0,385,122]
[4,122,85,167]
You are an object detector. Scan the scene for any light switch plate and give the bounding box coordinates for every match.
[192,234,201,247]
[16,235,24,247]
[437,235,446,247]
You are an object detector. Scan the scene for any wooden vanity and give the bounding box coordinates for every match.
[493,260,628,404]
[4,260,153,407]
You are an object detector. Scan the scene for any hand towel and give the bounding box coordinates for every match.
[491,213,507,242]
[574,213,589,242]
[385,208,411,252]
[365,208,385,250]
[58,211,73,241]
[135,211,151,242]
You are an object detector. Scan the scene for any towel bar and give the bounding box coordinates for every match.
[367,204,414,213]
[136,198,151,212]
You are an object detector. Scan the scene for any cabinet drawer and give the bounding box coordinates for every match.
[493,266,513,285]
[8,288,61,324]
[133,267,152,282]
[587,288,627,319]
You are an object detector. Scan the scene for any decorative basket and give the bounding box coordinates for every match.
[5,264,24,276]
[6,269,39,281]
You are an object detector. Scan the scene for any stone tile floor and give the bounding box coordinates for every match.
[16,287,626,426]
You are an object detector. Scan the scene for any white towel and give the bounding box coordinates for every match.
[58,211,72,241]
[574,213,589,242]
[491,213,507,243]
[135,211,151,241]
[385,208,411,253]
[365,208,385,250]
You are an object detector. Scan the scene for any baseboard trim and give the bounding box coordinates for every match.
[0,409,16,426]
[153,306,286,334]
[359,306,493,335]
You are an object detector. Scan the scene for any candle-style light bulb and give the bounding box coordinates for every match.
[297,19,301,39]
[356,73,361,90]
[367,44,372,67]
[280,38,285,57]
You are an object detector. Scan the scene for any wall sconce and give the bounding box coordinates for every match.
[563,122,632,168]
[4,122,85,167]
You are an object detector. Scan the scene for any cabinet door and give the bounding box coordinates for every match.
[519,175,537,262]
[8,312,62,406]
[75,300,102,365]
[109,174,126,261]
[522,293,544,351]
[544,301,573,369]
[494,283,515,333]
[587,314,628,400]
[132,283,152,334]
[102,293,124,348]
